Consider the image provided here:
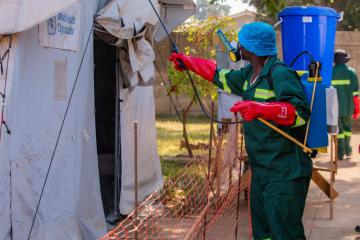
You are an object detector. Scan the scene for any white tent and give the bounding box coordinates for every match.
[0,1,107,239]
[0,0,195,239]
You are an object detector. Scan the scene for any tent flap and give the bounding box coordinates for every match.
[119,85,163,215]
[95,0,159,40]
[94,0,196,42]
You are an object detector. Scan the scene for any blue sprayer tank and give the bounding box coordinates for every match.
[300,73,328,150]
[278,6,342,151]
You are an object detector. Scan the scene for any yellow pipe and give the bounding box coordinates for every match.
[257,117,313,154]
[304,62,320,147]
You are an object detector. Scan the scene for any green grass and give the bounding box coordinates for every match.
[156,114,210,178]
[156,114,210,156]
[160,160,187,178]
[156,115,210,214]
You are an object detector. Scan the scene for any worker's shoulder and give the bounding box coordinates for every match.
[219,65,251,82]
[234,64,252,77]
[270,61,297,78]
[347,66,358,74]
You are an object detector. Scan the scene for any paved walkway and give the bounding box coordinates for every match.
[303,133,360,240]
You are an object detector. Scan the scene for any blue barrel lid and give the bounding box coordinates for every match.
[279,6,339,18]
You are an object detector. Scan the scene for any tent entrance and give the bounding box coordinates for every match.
[94,37,121,221]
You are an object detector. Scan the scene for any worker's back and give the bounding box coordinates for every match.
[332,64,358,116]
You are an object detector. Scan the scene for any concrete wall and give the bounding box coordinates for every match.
[229,10,256,29]
[334,31,360,72]
[154,31,360,116]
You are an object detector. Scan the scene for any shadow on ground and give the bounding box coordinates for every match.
[313,159,358,169]
[304,170,360,239]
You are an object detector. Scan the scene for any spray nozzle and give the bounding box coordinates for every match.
[229,48,241,62]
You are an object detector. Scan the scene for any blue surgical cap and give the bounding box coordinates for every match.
[238,22,277,57]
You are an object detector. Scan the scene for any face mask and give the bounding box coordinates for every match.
[229,43,242,62]
[239,48,243,61]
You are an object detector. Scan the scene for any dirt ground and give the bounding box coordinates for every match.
[105,134,360,240]
[204,134,360,240]
[303,133,360,240]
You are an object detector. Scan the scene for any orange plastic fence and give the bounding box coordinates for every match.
[101,125,252,240]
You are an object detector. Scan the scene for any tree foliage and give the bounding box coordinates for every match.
[194,0,231,20]
[243,0,360,31]
[211,0,360,31]
[169,17,237,103]
[167,17,237,157]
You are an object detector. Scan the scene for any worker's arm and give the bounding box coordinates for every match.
[271,68,310,127]
[230,100,296,126]
[212,67,247,96]
[350,67,360,119]
[169,52,246,96]
[230,68,307,126]
[169,53,216,82]
[350,67,359,96]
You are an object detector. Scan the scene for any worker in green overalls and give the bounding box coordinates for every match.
[169,22,312,240]
[332,49,359,160]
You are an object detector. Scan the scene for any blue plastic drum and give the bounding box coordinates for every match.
[279,6,341,87]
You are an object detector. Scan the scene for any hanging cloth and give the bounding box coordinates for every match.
[95,0,159,87]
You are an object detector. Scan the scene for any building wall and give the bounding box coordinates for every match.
[229,10,256,29]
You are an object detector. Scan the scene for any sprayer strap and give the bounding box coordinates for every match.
[267,63,287,89]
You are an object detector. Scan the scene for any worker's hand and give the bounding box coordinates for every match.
[352,96,360,120]
[168,52,217,82]
[230,100,261,121]
[168,52,187,71]
[230,100,296,126]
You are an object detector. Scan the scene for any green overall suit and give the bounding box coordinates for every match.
[332,64,359,159]
[213,56,312,240]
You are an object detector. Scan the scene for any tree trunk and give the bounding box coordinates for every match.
[182,97,195,158]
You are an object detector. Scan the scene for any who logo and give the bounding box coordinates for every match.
[47,16,57,36]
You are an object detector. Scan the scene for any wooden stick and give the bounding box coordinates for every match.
[257,117,313,154]
[235,128,244,239]
[207,102,215,185]
[312,169,338,200]
[215,135,223,197]
[312,167,333,172]
[203,101,215,240]
[134,121,138,240]
[330,133,334,220]
[334,135,338,174]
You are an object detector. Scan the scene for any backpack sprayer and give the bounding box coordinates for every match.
[279,6,342,153]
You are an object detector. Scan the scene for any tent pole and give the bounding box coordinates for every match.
[134,121,139,240]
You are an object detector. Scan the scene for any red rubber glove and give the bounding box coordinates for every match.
[169,52,216,82]
[352,96,360,120]
[230,100,296,126]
